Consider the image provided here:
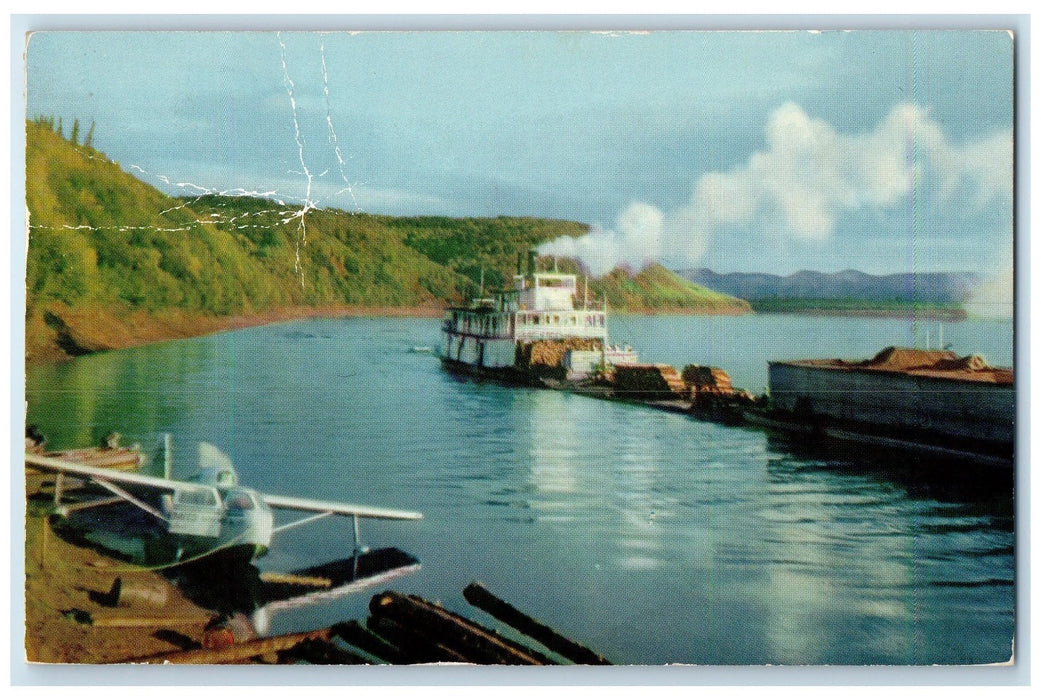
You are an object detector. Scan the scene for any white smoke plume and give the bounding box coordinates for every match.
[966,257,1015,318]
[539,202,666,277]
[540,101,1012,276]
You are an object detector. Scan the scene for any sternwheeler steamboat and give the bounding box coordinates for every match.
[440,250,637,382]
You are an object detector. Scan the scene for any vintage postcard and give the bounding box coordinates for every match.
[20,26,1015,673]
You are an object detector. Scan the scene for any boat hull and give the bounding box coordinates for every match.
[743,408,1013,468]
[440,356,537,386]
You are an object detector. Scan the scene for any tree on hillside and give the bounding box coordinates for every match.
[84,121,95,149]
[70,118,80,145]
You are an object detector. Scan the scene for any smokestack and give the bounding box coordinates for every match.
[527,249,537,279]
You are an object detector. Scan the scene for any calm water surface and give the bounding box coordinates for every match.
[25,314,1015,665]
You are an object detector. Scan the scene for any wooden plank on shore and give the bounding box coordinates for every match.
[130,627,335,664]
[463,581,611,665]
[259,571,333,588]
[90,615,211,628]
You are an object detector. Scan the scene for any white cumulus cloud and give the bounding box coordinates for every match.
[541,101,1012,275]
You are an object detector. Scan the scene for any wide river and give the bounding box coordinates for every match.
[25,314,1015,665]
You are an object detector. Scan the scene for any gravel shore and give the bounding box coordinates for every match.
[23,473,218,664]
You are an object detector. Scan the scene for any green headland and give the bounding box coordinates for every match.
[25,119,750,362]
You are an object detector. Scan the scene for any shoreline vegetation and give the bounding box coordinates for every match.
[25,118,751,364]
[26,304,448,365]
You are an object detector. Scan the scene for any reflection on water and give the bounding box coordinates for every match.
[25,316,1015,664]
[526,391,580,499]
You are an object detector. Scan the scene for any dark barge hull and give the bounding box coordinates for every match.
[743,408,1013,469]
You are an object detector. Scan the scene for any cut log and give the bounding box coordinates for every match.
[368,614,470,664]
[369,590,548,665]
[331,620,410,664]
[463,581,611,665]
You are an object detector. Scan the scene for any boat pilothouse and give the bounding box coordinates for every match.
[441,249,637,379]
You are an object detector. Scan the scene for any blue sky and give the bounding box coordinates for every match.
[25,30,1013,283]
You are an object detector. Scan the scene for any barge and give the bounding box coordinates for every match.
[440,250,637,382]
[753,346,1014,466]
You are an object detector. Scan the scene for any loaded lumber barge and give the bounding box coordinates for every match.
[443,335,1013,468]
[750,346,1014,467]
[438,257,1012,464]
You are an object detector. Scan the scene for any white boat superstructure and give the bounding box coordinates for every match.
[441,250,637,376]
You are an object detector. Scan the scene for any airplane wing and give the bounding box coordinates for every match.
[261,494,422,521]
[26,453,214,495]
[28,453,422,521]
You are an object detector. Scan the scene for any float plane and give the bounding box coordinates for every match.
[25,440,422,566]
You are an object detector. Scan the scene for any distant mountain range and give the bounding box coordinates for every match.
[674,268,980,307]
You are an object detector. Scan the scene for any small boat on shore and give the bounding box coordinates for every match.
[25,429,144,471]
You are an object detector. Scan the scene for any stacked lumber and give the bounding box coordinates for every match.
[613,363,687,400]
[682,364,756,423]
[681,365,736,397]
[516,338,602,378]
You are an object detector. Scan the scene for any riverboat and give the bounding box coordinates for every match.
[440,250,637,381]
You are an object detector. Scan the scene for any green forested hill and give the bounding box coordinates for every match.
[26,119,469,316]
[25,119,748,361]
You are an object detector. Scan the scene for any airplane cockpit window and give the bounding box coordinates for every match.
[225,490,255,510]
[177,489,218,506]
